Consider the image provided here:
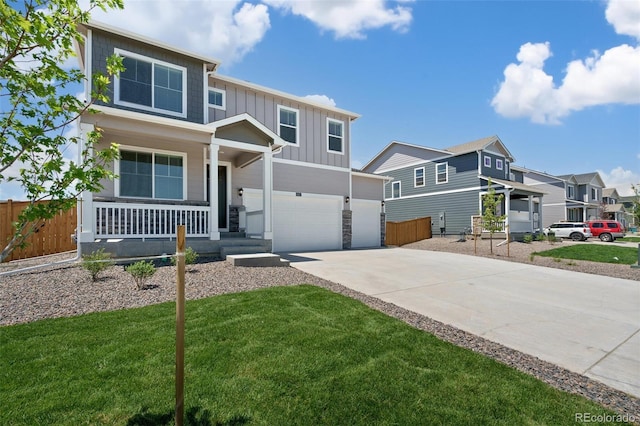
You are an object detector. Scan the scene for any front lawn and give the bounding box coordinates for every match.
[619,236,640,243]
[0,286,626,425]
[533,244,638,265]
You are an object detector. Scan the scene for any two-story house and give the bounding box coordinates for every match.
[362,135,544,238]
[514,168,608,227]
[602,188,629,226]
[74,21,386,258]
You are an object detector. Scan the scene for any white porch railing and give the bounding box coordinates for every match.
[94,202,210,238]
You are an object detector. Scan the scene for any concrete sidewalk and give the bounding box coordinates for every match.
[285,247,640,398]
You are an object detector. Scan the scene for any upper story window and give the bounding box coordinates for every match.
[496,159,503,170]
[436,162,448,184]
[114,49,187,118]
[277,105,299,144]
[484,156,491,168]
[591,188,598,200]
[117,147,185,200]
[391,181,401,199]
[414,167,425,187]
[327,118,344,154]
[208,88,226,110]
[567,185,574,199]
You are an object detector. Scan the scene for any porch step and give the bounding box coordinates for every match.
[220,231,246,239]
[219,245,268,259]
[226,253,290,267]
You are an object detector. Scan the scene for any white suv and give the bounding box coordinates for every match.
[543,222,592,241]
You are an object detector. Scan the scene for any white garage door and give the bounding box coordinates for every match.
[351,199,381,248]
[273,192,342,252]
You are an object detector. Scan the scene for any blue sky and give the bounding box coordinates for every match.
[3,0,639,199]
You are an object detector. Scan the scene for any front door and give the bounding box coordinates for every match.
[206,164,228,229]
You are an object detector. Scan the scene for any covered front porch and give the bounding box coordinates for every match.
[479,177,545,240]
[77,107,283,258]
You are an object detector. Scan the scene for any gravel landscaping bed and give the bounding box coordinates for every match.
[1,248,638,421]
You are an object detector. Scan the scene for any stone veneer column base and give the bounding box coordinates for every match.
[342,210,352,249]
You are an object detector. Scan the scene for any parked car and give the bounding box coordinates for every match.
[587,220,626,242]
[542,222,592,241]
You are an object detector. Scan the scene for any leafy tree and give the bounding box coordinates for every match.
[481,178,506,254]
[0,0,124,262]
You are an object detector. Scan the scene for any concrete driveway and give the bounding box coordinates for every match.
[285,247,640,398]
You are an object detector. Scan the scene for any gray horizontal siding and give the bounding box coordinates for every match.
[384,152,479,199]
[273,162,349,196]
[480,151,508,180]
[365,144,449,173]
[385,190,479,235]
[352,175,383,200]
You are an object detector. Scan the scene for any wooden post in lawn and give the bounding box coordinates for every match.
[175,225,186,426]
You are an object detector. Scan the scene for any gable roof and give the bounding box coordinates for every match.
[557,172,605,188]
[603,188,620,199]
[361,140,451,173]
[445,135,515,162]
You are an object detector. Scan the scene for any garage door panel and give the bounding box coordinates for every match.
[273,193,342,252]
[352,199,381,248]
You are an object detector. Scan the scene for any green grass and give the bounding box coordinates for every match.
[0,286,627,425]
[533,244,638,264]
[620,236,640,243]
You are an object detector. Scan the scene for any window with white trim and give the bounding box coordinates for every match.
[115,49,187,117]
[484,156,491,168]
[327,118,344,154]
[496,159,503,170]
[436,162,448,184]
[392,181,401,199]
[591,188,598,200]
[414,167,425,187]
[208,88,225,110]
[277,105,299,144]
[567,185,574,199]
[118,148,185,200]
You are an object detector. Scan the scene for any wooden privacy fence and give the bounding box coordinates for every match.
[0,199,77,262]
[386,216,432,246]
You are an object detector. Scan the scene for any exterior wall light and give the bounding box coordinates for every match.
[345,196,350,203]
[238,188,243,197]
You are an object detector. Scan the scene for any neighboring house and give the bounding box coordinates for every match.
[74,21,386,257]
[362,135,544,238]
[620,195,638,228]
[602,188,629,226]
[514,167,609,227]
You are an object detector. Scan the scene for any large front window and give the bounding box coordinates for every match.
[115,49,187,117]
[119,149,185,200]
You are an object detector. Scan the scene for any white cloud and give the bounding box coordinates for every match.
[597,166,640,196]
[492,0,640,124]
[606,0,640,40]
[263,0,413,39]
[304,94,337,107]
[87,1,271,67]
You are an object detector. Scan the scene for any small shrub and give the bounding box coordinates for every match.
[535,233,546,242]
[82,249,114,282]
[547,232,556,244]
[523,234,533,244]
[171,247,199,266]
[529,253,536,262]
[126,260,156,290]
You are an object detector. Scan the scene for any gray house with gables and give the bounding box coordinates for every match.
[362,135,544,238]
[74,21,386,258]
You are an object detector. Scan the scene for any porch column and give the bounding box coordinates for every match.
[538,195,543,231]
[209,139,220,241]
[78,123,95,243]
[263,150,273,241]
[505,190,511,230]
[528,195,533,233]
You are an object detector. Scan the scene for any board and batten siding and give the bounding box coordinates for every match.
[208,78,351,169]
[386,190,479,234]
[480,151,509,180]
[90,30,205,124]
